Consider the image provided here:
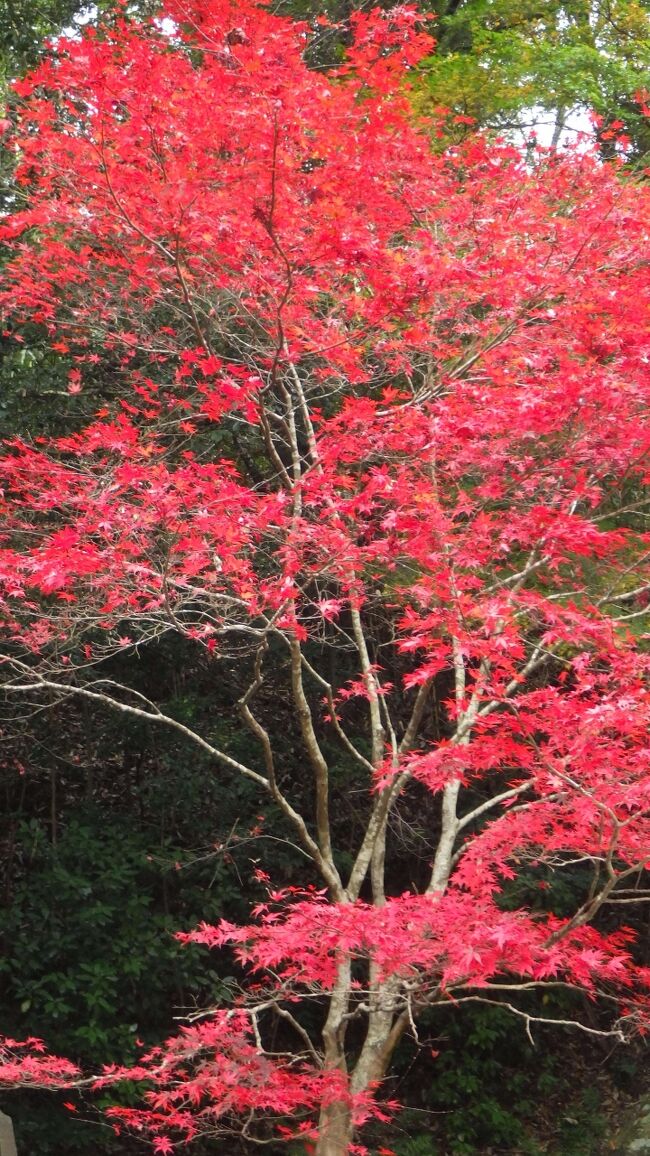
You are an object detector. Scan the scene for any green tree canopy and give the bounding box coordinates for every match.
[425,0,650,158]
[279,0,650,158]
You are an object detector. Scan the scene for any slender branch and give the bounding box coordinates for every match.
[272,1006,322,1066]
[288,639,343,898]
[456,780,534,832]
[349,604,384,768]
[298,652,374,772]
[450,996,626,1045]
[1,660,342,896]
[2,665,268,786]
[399,681,431,754]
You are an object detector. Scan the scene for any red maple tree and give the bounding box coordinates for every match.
[1,2,650,1152]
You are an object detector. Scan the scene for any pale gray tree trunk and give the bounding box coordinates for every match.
[0,1112,17,1156]
[315,1098,354,1156]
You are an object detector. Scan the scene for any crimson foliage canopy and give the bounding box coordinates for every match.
[1,3,650,1152]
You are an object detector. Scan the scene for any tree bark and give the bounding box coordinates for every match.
[315,1099,354,1156]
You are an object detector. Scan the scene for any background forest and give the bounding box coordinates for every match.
[0,2,649,1154]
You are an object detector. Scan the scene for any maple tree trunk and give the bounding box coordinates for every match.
[314,1013,405,1154]
[316,959,355,1155]
[315,1099,354,1156]
[315,970,406,1155]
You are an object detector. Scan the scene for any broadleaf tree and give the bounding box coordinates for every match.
[1,2,650,1152]
[276,0,650,159]
[421,0,650,159]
